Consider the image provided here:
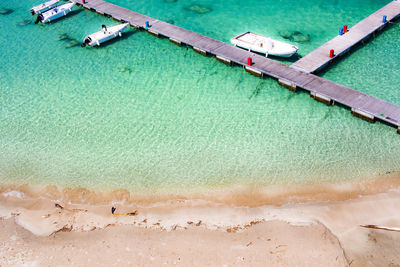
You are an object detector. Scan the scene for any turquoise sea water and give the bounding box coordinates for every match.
[0,0,399,194]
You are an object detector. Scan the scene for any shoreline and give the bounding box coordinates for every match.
[1,172,399,207]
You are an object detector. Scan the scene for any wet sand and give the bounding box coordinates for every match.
[1,172,400,207]
[1,173,400,266]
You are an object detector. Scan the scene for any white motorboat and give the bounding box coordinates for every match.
[230,32,298,58]
[35,2,75,24]
[30,0,60,15]
[81,23,130,47]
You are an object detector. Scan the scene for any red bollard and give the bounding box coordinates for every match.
[329,49,334,58]
[247,57,252,66]
[82,0,85,4]
[343,25,348,33]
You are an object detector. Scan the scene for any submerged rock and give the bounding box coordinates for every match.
[17,19,32,26]
[0,8,13,15]
[279,30,292,40]
[120,66,133,74]
[279,30,310,43]
[292,31,310,43]
[166,19,175,25]
[184,4,212,14]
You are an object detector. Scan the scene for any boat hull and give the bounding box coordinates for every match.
[231,32,298,58]
[30,0,60,15]
[82,23,129,47]
[268,49,298,58]
[38,2,75,23]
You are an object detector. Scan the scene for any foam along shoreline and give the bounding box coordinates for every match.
[1,181,400,265]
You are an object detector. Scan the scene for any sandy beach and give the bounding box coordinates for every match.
[0,218,348,266]
[1,174,400,266]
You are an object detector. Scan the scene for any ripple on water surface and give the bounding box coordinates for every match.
[0,0,399,193]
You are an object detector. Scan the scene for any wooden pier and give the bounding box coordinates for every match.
[71,0,400,133]
[291,0,400,73]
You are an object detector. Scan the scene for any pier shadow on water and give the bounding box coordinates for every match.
[249,80,265,100]
[321,105,334,122]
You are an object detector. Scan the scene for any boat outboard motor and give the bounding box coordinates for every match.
[34,14,43,24]
[81,37,91,47]
[102,24,107,33]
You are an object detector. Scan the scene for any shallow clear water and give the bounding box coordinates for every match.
[0,0,399,193]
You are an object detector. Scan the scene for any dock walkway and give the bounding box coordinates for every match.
[71,0,400,133]
[291,0,400,73]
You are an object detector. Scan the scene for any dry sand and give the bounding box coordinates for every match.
[1,176,400,266]
[0,218,347,267]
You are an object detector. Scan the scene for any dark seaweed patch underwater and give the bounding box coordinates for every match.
[184,4,212,14]
[0,8,14,15]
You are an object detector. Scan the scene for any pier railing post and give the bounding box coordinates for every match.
[247,57,252,66]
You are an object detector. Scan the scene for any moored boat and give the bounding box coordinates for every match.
[35,2,75,24]
[81,23,130,47]
[230,32,298,58]
[30,0,60,15]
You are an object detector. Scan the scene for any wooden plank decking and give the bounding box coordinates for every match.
[291,0,400,73]
[71,0,400,132]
